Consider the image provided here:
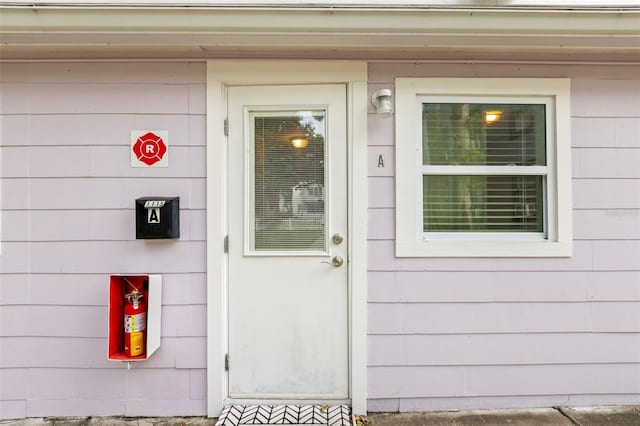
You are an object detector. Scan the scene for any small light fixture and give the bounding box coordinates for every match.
[484,110,503,124]
[290,137,308,149]
[371,89,393,116]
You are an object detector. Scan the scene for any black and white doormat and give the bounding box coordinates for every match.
[215,405,352,426]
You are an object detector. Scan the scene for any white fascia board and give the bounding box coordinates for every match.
[1,6,639,53]
[2,1,640,8]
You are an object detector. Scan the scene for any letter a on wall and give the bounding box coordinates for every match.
[131,130,169,167]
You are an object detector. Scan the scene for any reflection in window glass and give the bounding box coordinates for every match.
[422,103,546,166]
[422,102,547,235]
[251,111,326,251]
[423,175,543,232]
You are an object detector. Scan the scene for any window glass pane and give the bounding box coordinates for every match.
[423,175,544,233]
[251,111,326,252]
[422,103,546,166]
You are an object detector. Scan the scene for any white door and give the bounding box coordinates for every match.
[227,84,349,400]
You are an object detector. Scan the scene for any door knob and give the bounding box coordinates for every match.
[332,234,344,245]
[321,256,344,267]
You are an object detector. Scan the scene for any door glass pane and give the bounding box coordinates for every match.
[422,103,546,166]
[250,110,326,252]
[423,175,544,232]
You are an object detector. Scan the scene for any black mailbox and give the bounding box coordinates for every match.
[135,197,180,239]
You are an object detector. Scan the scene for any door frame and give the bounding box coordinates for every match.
[206,61,368,416]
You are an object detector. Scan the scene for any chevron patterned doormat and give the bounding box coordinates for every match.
[215,405,352,426]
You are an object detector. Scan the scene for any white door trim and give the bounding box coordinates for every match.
[206,60,368,416]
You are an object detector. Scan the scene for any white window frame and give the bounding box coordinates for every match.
[395,78,572,257]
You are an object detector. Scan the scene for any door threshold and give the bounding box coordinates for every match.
[225,398,351,406]
[215,404,352,426]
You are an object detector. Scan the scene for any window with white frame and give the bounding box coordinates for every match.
[395,78,572,257]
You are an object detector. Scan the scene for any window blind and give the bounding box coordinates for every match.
[422,103,546,166]
[421,102,546,234]
[423,175,543,232]
[251,111,326,251]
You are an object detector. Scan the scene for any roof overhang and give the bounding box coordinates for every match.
[1,4,639,61]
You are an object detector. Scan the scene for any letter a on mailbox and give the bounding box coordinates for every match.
[148,208,160,224]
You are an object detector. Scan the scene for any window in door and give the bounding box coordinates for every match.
[248,110,328,254]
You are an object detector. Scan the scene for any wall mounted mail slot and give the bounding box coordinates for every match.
[135,197,180,239]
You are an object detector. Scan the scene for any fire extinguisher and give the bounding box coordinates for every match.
[123,280,147,357]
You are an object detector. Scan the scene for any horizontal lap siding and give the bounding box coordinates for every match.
[0,62,207,419]
[369,364,640,398]
[367,62,640,411]
[369,394,640,413]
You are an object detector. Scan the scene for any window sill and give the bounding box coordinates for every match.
[396,240,572,258]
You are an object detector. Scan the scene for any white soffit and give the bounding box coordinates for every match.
[2,1,640,7]
[0,3,639,59]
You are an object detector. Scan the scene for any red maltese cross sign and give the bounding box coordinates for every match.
[131,130,169,167]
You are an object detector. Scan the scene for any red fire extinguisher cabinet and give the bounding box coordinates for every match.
[108,274,162,361]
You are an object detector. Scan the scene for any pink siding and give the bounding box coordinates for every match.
[0,62,207,418]
[572,117,640,148]
[1,59,639,419]
[370,394,640,413]
[369,364,640,398]
[366,62,640,411]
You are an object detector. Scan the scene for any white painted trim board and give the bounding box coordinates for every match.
[206,60,368,417]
